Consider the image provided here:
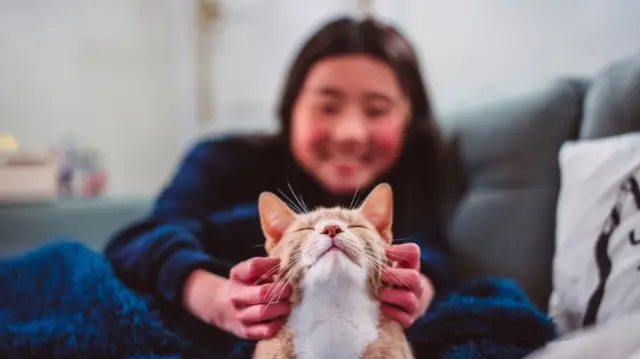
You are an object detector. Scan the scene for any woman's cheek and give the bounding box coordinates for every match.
[293,118,323,156]
[303,135,329,164]
[372,124,405,158]
[306,123,332,149]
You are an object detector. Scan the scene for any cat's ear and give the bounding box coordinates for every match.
[258,192,296,254]
[359,183,393,243]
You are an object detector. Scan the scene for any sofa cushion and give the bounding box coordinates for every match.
[580,54,640,139]
[440,79,587,310]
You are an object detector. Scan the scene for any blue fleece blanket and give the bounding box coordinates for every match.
[0,241,556,359]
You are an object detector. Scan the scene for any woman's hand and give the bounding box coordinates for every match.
[379,243,434,328]
[183,257,292,340]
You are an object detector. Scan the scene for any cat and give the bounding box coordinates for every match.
[253,183,415,359]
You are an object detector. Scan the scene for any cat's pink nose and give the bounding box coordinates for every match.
[321,224,343,238]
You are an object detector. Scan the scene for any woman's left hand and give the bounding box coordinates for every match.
[379,243,434,328]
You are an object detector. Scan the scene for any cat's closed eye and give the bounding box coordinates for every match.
[348,224,368,230]
[295,227,314,232]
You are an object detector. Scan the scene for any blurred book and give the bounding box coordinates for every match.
[0,152,59,203]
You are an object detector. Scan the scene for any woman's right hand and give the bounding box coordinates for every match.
[183,257,292,340]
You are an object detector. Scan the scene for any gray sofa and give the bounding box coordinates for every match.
[2,53,639,312]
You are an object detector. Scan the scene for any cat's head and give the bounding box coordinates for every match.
[257,183,393,299]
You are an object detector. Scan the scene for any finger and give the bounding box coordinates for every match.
[379,288,420,316]
[381,305,414,329]
[237,301,291,325]
[230,257,281,284]
[230,282,292,308]
[241,318,288,340]
[382,268,423,297]
[422,276,435,305]
[386,243,420,270]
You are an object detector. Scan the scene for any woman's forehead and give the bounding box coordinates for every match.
[302,56,405,97]
[304,85,400,104]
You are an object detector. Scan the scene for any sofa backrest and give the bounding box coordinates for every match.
[440,79,588,310]
[0,198,151,256]
[580,54,640,140]
[441,53,640,310]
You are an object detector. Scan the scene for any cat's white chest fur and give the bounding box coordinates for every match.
[287,251,380,359]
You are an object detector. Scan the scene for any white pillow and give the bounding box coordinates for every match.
[550,131,640,335]
[524,310,640,359]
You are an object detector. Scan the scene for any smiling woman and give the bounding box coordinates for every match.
[290,54,411,195]
[104,15,457,357]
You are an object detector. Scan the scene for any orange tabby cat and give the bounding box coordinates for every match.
[253,183,415,359]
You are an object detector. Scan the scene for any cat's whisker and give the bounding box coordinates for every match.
[383,270,413,287]
[340,238,376,258]
[278,255,303,284]
[277,188,305,214]
[349,182,362,210]
[364,254,386,268]
[286,259,303,279]
[256,268,278,284]
[287,182,309,213]
[265,278,290,305]
[337,235,388,272]
[281,262,300,281]
[258,254,304,285]
[264,282,281,302]
[352,191,368,210]
[264,255,303,304]
[341,233,381,256]
[361,248,397,269]
[256,265,282,285]
[288,263,304,281]
[351,245,382,264]
[339,239,368,258]
[299,194,309,214]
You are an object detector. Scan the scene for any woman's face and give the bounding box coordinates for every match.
[290,54,411,195]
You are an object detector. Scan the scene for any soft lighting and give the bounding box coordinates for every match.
[0,134,19,152]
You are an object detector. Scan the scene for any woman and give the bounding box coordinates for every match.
[105,15,457,353]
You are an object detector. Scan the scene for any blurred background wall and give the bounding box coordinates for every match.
[1,0,639,196]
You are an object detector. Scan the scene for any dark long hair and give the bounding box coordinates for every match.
[276,16,447,244]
